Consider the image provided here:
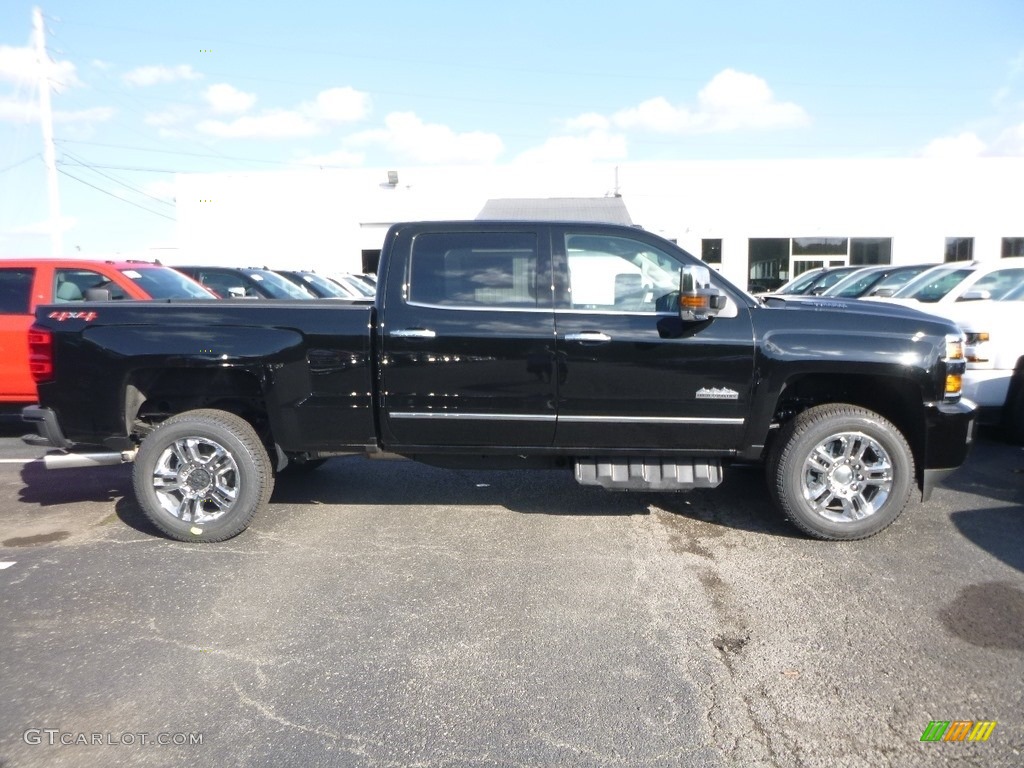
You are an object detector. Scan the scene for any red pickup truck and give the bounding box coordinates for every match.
[0,259,213,410]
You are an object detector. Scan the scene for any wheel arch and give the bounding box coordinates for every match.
[762,372,925,483]
[126,366,271,442]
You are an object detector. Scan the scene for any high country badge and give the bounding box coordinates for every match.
[696,387,739,401]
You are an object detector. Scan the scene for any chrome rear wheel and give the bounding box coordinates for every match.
[134,409,273,542]
[152,437,240,524]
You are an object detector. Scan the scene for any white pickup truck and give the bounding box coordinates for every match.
[942,282,1024,442]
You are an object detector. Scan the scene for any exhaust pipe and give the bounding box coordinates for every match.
[43,450,136,469]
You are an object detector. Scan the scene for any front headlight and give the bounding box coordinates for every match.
[945,333,964,361]
[964,331,990,363]
[943,333,965,400]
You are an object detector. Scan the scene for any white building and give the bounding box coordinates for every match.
[173,157,1024,291]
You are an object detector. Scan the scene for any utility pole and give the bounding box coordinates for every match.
[33,6,62,256]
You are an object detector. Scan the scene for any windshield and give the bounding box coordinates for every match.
[822,268,883,298]
[245,270,315,299]
[774,269,823,294]
[891,266,972,302]
[1001,281,1024,301]
[120,266,214,299]
[332,274,376,297]
[296,272,351,298]
[868,265,933,295]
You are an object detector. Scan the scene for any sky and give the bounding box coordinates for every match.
[1,0,1023,256]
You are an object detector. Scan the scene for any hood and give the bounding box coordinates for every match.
[759,293,945,323]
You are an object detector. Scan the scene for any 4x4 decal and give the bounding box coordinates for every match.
[48,311,98,322]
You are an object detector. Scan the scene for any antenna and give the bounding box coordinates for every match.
[33,6,62,256]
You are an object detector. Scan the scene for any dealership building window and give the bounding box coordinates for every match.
[701,238,722,265]
[945,237,974,262]
[746,235,894,292]
[747,238,789,293]
[1002,237,1024,258]
[792,237,848,258]
[850,238,892,265]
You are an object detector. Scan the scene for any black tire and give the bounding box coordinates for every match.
[767,404,915,541]
[132,409,274,542]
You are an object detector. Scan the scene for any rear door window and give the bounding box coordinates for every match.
[0,268,34,314]
[408,232,542,308]
[54,269,129,302]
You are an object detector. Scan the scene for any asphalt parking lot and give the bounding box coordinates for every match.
[0,425,1021,767]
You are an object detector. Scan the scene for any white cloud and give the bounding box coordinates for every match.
[613,96,694,133]
[993,122,1024,155]
[141,179,177,202]
[301,87,369,123]
[516,128,628,165]
[144,105,196,127]
[55,106,115,124]
[299,148,365,168]
[0,97,113,124]
[611,68,809,134]
[203,83,256,114]
[347,111,503,164]
[0,96,34,122]
[5,215,77,236]
[195,86,369,139]
[197,110,320,139]
[0,44,81,89]
[122,64,201,87]
[920,132,987,158]
[563,113,611,132]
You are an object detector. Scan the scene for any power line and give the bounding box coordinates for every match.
[56,162,190,174]
[0,154,40,175]
[54,138,312,167]
[58,150,174,207]
[56,167,176,221]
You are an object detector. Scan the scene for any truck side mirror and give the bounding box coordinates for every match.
[678,265,725,322]
[227,286,247,299]
[84,287,112,301]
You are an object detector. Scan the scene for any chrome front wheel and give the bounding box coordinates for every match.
[769,404,914,540]
[801,431,893,524]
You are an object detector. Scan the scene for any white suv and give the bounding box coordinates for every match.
[939,281,1024,440]
[868,257,1024,307]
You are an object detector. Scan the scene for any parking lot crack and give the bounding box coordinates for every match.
[231,681,334,738]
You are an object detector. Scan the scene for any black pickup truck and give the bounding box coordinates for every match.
[24,221,974,542]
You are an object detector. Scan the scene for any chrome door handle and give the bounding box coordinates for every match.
[390,328,437,339]
[564,332,611,343]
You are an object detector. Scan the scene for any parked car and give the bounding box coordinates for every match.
[328,273,377,299]
[276,270,367,299]
[0,258,214,409]
[768,265,863,296]
[174,266,315,299]
[868,258,1024,308]
[350,273,377,290]
[820,263,937,299]
[936,280,1024,440]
